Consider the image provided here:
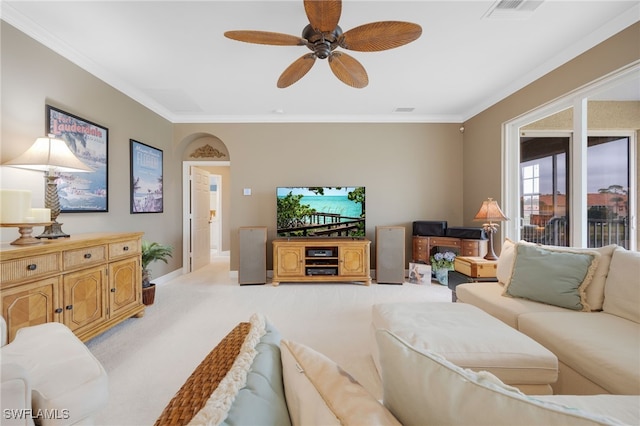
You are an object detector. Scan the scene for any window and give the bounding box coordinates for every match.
[503,63,638,250]
[519,135,569,246]
[518,134,631,248]
[587,136,630,248]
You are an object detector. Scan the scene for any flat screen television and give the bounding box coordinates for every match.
[276,186,365,238]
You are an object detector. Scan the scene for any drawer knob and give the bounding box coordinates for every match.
[84,253,92,259]
[65,305,73,310]
[123,246,129,251]
[27,264,37,271]
[55,308,63,314]
[111,288,116,293]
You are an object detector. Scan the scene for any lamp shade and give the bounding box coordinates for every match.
[473,198,509,222]
[3,136,93,173]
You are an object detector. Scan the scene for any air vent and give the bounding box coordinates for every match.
[394,107,415,113]
[483,0,543,19]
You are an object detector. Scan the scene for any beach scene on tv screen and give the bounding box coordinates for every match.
[277,187,365,237]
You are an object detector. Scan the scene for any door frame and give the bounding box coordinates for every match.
[182,160,230,274]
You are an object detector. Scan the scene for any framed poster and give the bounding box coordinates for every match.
[46,105,109,212]
[130,140,164,213]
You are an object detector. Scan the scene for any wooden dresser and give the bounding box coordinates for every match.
[412,236,488,263]
[0,232,144,343]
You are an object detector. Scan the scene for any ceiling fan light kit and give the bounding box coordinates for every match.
[224,0,422,88]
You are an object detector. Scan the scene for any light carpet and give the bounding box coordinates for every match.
[87,254,451,425]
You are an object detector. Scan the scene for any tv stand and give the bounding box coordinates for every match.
[272,238,371,286]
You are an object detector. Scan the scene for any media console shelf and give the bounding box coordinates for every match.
[272,238,371,286]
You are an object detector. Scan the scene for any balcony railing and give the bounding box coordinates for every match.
[521,217,629,249]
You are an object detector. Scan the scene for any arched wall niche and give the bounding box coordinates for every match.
[181,133,230,161]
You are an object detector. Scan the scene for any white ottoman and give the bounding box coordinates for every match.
[371,302,558,395]
[1,322,108,426]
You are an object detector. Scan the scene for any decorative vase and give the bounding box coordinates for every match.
[435,268,449,286]
[142,283,156,305]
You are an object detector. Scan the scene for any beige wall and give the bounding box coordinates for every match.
[0,22,181,279]
[173,123,464,270]
[463,22,640,252]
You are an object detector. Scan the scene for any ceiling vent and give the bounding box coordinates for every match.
[483,0,544,19]
[394,107,415,113]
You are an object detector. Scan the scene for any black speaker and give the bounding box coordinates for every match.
[376,226,405,284]
[412,221,447,236]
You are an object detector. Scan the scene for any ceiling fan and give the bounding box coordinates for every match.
[224,0,422,88]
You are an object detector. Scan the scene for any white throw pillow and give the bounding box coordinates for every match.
[280,339,400,426]
[603,248,640,324]
[376,329,622,426]
[496,238,517,285]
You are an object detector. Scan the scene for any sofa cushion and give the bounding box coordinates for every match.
[504,244,599,311]
[371,302,557,389]
[577,244,616,311]
[496,238,517,285]
[1,322,108,426]
[518,242,617,311]
[157,314,291,426]
[375,329,622,426]
[280,339,400,426]
[456,282,569,329]
[535,395,640,426]
[518,311,640,395]
[603,248,640,323]
[218,316,290,426]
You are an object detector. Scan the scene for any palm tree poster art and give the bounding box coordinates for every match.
[46,105,109,212]
[130,140,163,214]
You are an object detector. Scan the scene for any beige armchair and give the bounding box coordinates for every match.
[0,318,108,426]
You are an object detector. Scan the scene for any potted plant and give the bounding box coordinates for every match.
[430,251,456,286]
[141,241,173,305]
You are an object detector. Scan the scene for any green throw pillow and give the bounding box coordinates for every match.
[504,244,599,311]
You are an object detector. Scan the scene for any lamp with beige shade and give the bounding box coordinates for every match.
[473,198,509,261]
[2,135,93,239]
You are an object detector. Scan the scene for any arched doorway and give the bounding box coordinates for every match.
[180,134,231,274]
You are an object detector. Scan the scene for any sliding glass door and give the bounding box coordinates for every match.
[520,135,569,246]
[518,133,631,249]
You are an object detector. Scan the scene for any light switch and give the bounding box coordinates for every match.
[243,188,252,196]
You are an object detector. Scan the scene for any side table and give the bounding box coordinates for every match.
[448,270,498,302]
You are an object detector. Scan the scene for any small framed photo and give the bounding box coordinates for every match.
[46,105,109,212]
[409,262,431,284]
[130,140,163,213]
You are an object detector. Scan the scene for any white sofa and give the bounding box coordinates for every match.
[157,313,640,425]
[0,318,108,426]
[456,240,640,396]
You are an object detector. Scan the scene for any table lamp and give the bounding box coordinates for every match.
[3,135,93,239]
[473,197,509,261]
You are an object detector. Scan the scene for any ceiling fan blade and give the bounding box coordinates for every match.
[328,52,368,88]
[224,30,305,46]
[340,21,422,52]
[277,53,317,88]
[304,0,342,33]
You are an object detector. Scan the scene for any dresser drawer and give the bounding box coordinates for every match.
[1,253,61,286]
[462,240,479,256]
[429,237,461,248]
[63,245,106,270]
[109,239,140,259]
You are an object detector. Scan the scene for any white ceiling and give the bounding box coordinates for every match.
[2,1,639,123]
